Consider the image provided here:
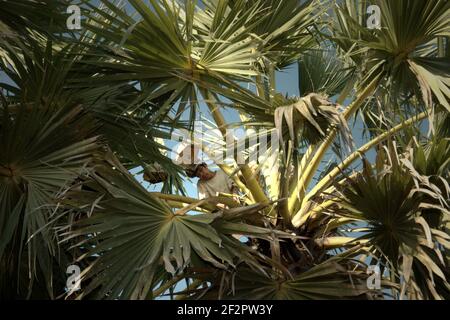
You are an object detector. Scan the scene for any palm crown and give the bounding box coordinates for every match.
[0,0,449,300]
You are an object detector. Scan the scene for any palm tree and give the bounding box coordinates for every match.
[0,0,448,300]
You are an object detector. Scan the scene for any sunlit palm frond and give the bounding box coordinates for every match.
[331,0,450,111]
[227,0,321,69]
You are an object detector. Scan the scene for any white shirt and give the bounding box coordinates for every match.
[197,170,234,199]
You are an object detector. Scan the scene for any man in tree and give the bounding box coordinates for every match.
[174,143,238,200]
[185,162,238,200]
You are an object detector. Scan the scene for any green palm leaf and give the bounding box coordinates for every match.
[64,153,291,299]
[336,142,450,299]
[0,99,100,298]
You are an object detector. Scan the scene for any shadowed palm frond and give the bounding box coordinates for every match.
[334,142,450,299]
[0,97,100,298]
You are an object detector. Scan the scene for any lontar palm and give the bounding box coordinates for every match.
[0,0,448,299]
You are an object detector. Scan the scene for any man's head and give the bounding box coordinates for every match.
[185,162,215,180]
[194,163,215,181]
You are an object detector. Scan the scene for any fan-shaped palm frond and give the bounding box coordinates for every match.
[0,0,68,39]
[298,49,354,97]
[0,97,100,298]
[331,0,450,111]
[226,0,320,69]
[0,36,184,191]
[77,0,262,126]
[334,142,450,299]
[63,153,293,299]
